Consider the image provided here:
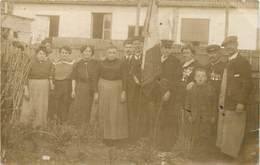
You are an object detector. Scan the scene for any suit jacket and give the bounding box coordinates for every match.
[129,56,142,84]
[159,55,180,94]
[207,60,226,96]
[224,54,252,110]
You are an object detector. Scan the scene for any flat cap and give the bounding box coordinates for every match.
[221,36,238,46]
[206,44,220,53]
[161,40,174,48]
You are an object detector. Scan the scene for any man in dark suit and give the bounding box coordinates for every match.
[157,40,181,150]
[216,36,252,158]
[206,44,226,118]
[126,36,143,140]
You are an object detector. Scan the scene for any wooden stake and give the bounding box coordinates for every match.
[224,0,230,37]
[135,0,142,36]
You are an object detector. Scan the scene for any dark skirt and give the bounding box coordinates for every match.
[69,81,94,126]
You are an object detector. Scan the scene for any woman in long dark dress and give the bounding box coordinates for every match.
[69,45,99,126]
[97,45,128,145]
[173,44,200,151]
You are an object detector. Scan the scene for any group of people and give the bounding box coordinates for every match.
[20,35,252,158]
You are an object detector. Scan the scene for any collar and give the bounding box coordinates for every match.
[161,54,168,63]
[126,55,133,60]
[210,58,222,66]
[135,55,141,60]
[183,59,195,68]
[228,52,238,61]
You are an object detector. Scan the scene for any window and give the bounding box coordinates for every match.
[128,25,144,38]
[92,13,112,39]
[181,18,209,44]
[49,16,59,37]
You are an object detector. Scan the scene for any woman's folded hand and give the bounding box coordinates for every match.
[94,92,99,103]
[120,91,126,103]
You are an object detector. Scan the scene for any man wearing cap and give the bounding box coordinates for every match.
[205,44,226,142]
[206,44,226,104]
[157,39,181,151]
[216,36,252,158]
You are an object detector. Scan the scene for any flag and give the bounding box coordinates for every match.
[141,0,161,85]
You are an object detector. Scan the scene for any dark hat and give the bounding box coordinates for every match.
[59,45,72,54]
[221,36,238,46]
[131,36,144,42]
[161,40,174,48]
[206,44,221,53]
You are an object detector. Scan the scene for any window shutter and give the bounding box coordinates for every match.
[181,18,209,44]
[102,14,112,39]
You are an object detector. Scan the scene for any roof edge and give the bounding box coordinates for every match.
[10,1,259,9]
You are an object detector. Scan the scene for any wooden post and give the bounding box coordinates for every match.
[135,0,141,36]
[257,0,260,50]
[224,0,230,37]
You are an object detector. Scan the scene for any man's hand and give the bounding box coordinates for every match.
[120,91,126,103]
[94,92,99,104]
[50,82,55,90]
[186,82,195,90]
[71,90,76,99]
[133,76,140,85]
[236,103,245,113]
[162,91,171,102]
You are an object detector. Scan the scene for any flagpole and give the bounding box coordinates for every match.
[135,0,141,36]
[224,0,229,37]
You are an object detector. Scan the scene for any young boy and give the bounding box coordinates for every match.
[52,46,74,124]
[184,67,216,150]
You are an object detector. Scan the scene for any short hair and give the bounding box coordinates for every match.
[59,45,72,54]
[194,67,208,76]
[80,45,94,55]
[35,45,47,55]
[181,43,196,55]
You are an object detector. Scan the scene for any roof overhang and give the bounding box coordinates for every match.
[10,0,259,9]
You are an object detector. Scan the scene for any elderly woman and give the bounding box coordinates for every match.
[69,45,99,126]
[97,45,128,145]
[20,46,53,128]
[173,44,200,150]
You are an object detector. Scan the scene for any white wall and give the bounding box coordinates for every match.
[13,3,258,50]
[229,8,258,50]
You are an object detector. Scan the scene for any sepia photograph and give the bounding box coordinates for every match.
[1,0,259,164]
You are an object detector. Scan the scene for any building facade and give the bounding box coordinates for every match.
[10,0,259,50]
